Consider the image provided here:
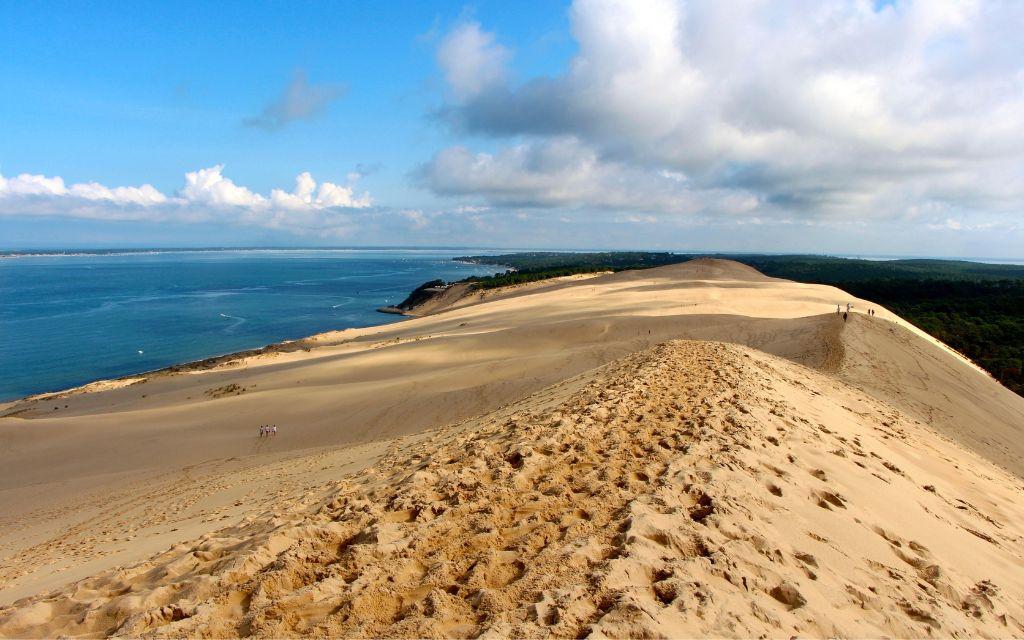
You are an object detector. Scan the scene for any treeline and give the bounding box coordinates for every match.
[463,266,615,289]
[455,252,691,289]
[392,279,446,310]
[456,251,690,272]
[731,254,1024,282]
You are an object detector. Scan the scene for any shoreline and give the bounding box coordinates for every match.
[1,337,323,410]
[0,268,598,409]
[0,256,513,407]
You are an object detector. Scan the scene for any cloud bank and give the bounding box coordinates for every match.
[0,166,372,236]
[421,0,1024,226]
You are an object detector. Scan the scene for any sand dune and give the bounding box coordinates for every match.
[1,258,1023,636]
[2,341,1022,638]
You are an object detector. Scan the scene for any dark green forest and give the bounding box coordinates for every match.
[455,252,690,288]
[452,252,1024,396]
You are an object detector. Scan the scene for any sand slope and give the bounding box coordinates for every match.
[3,341,1022,638]
[1,258,1023,622]
[838,313,1024,475]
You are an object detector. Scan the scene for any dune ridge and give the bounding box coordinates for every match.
[3,341,1023,638]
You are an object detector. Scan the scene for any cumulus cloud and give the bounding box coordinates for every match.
[181,165,266,208]
[424,0,1024,224]
[269,171,371,210]
[0,166,372,235]
[244,70,346,131]
[0,172,167,206]
[436,21,510,100]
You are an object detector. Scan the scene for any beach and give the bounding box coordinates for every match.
[2,259,1023,637]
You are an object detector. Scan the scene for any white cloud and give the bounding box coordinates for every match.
[69,182,168,206]
[181,165,266,208]
[270,171,372,210]
[0,166,372,235]
[0,172,69,197]
[0,171,168,206]
[436,21,510,99]
[425,0,1024,225]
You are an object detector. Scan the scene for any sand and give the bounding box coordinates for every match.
[1,259,1023,637]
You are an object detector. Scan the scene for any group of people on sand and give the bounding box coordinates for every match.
[259,424,278,437]
[836,303,878,322]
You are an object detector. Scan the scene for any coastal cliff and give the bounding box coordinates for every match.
[377,280,477,316]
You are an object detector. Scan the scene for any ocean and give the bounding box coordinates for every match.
[0,249,503,401]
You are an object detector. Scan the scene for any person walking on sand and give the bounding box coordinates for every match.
[272,425,278,436]
[837,304,841,315]
[843,311,848,322]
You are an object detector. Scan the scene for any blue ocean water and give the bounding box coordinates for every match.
[0,249,503,401]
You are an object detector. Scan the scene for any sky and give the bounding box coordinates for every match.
[2,0,1023,257]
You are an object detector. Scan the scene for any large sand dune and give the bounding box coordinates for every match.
[2,259,1023,636]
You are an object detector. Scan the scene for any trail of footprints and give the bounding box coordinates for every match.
[1,341,1022,638]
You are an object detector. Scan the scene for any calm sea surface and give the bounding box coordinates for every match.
[0,249,502,401]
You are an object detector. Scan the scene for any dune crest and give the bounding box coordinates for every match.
[4,341,1022,638]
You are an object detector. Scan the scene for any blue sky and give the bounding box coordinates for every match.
[2,1,1023,257]
[1,1,570,201]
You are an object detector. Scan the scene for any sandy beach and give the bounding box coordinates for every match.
[2,259,1023,637]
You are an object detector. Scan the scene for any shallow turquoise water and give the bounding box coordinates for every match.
[0,249,502,400]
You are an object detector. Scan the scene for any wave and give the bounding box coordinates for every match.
[333,270,412,280]
[218,312,247,333]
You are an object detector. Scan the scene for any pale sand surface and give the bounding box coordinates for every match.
[2,341,1023,637]
[1,259,1023,636]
